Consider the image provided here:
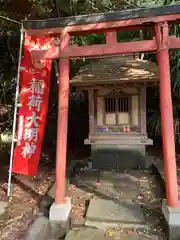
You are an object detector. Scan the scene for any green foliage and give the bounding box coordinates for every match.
[117,30,140,42]
[136,0,165,8]
[1,0,180,142]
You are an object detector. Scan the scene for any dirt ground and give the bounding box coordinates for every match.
[0,151,55,240]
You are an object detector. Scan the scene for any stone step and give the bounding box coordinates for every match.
[85,199,148,230]
[65,228,159,240]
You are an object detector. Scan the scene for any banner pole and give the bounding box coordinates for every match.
[7,26,24,196]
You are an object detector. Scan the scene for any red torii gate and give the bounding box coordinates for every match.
[23,5,180,220]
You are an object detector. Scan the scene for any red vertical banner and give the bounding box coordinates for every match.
[12,34,53,176]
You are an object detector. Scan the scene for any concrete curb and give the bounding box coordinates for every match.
[152,163,166,198]
[25,213,70,240]
[152,161,180,199]
[25,215,51,240]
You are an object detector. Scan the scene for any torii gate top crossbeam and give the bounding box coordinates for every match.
[23,5,180,36]
[26,5,180,60]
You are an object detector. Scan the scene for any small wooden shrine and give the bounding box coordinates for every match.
[70,55,159,169]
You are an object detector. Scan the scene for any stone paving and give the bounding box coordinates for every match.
[66,169,166,240]
[65,227,159,240]
[86,199,145,223]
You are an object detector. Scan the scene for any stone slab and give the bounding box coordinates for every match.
[94,184,138,201]
[120,170,152,182]
[99,171,138,189]
[75,171,140,200]
[65,228,158,240]
[74,170,99,187]
[86,199,145,224]
[85,219,150,230]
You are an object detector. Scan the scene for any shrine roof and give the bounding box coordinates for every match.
[70,56,159,86]
[22,4,180,31]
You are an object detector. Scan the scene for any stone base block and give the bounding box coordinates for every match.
[162,199,180,240]
[91,144,150,170]
[49,197,71,221]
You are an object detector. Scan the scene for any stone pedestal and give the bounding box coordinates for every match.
[162,199,180,240]
[49,197,71,221]
[91,144,149,170]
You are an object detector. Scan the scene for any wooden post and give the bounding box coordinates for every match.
[140,86,146,134]
[88,89,95,134]
[55,32,70,204]
[94,90,97,130]
[106,31,117,45]
[155,23,179,208]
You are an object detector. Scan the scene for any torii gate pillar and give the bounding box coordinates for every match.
[49,32,71,221]
[156,22,179,208]
[156,22,180,238]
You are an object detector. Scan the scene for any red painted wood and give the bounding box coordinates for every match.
[30,36,180,60]
[55,33,70,204]
[64,40,156,57]
[26,14,180,36]
[31,39,157,60]
[155,23,179,208]
[106,31,117,45]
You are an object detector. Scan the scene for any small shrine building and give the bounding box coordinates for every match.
[70,55,159,170]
